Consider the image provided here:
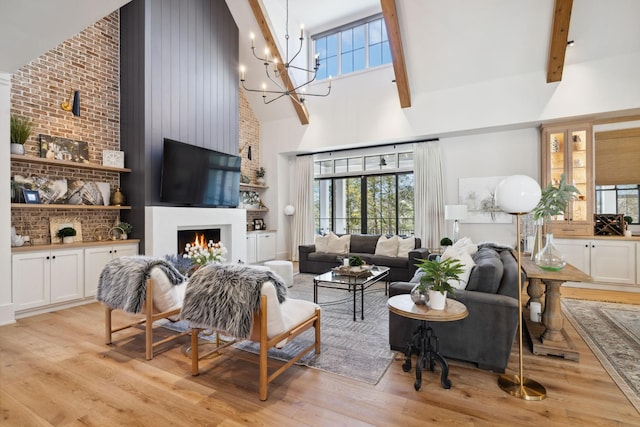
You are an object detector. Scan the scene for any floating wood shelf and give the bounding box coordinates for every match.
[10,154,131,173]
[240,183,268,190]
[11,203,131,210]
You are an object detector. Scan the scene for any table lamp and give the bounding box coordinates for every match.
[495,175,546,401]
[444,205,467,242]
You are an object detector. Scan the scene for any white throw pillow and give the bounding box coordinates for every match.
[375,235,399,257]
[315,234,330,253]
[149,267,185,320]
[442,248,475,290]
[452,236,478,256]
[326,233,350,254]
[397,236,415,258]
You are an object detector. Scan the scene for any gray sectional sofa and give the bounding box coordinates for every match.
[388,244,520,372]
[298,234,429,282]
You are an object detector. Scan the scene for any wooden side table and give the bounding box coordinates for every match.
[388,294,468,390]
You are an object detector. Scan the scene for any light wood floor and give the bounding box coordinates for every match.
[1,289,639,426]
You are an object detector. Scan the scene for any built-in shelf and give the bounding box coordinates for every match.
[240,183,268,190]
[11,239,140,253]
[246,207,269,212]
[11,203,131,210]
[10,154,131,173]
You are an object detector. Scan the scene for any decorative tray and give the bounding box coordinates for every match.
[332,265,372,277]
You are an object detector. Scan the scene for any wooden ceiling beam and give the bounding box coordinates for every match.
[546,0,573,83]
[247,0,310,125]
[381,0,411,108]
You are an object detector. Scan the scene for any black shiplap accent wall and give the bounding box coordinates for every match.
[120,0,239,249]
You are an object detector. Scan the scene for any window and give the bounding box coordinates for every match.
[313,151,414,235]
[595,184,639,224]
[313,15,392,80]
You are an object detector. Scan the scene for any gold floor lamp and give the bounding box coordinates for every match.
[495,175,546,400]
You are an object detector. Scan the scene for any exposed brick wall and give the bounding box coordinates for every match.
[10,12,121,244]
[239,88,261,181]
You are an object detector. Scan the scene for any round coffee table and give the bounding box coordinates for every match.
[388,294,468,390]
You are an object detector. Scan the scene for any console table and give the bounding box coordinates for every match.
[519,256,592,361]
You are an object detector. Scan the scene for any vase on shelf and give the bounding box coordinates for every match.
[10,143,25,155]
[534,233,566,271]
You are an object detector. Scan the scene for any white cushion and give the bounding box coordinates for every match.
[442,247,476,291]
[326,233,350,254]
[260,281,319,348]
[375,235,399,257]
[315,234,330,253]
[452,236,478,256]
[149,267,185,321]
[397,236,415,258]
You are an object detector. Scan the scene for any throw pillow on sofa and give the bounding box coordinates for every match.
[452,236,478,256]
[315,234,330,253]
[327,232,350,254]
[397,236,415,258]
[442,246,476,290]
[375,235,398,257]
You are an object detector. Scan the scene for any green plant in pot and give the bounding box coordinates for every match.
[114,222,133,239]
[57,227,77,244]
[10,114,33,155]
[349,255,364,267]
[624,216,633,236]
[412,257,465,309]
[531,173,580,271]
[256,167,266,185]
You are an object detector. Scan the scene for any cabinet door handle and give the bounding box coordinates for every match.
[113,250,117,254]
[46,256,50,260]
[584,244,588,248]
[51,256,56,259]
[592,245,595,248]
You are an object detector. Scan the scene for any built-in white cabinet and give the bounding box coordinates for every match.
[555,238,637,285]
[12,248,84,312]
[84,243,139,297]
[246,231,276,263]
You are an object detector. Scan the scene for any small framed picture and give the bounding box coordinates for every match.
[253,218,265,230]
[23,189,41,204]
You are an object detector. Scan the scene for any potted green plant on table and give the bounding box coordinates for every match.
[10,114,33,155]
[412,257,466,310]
[531,173,580,270]
[349,255,364,267]
[57,227,77,244]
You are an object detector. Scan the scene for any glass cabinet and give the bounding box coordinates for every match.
[541,123,593,236]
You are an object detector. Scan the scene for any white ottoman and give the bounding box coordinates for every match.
[264,260,294,288]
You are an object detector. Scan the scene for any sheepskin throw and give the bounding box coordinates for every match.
[97,256,186,314]
[180,264,287,338]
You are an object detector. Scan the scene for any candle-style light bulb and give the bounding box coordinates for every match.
[300,24,304,39]
[239,65,246,80]
[250,32,255,48]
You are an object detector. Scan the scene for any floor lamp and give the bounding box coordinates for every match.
[284,205,295,260]
[495,175,546,401]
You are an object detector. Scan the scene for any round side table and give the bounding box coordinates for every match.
[388,294,468,390]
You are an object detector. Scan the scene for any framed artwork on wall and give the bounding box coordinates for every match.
[458,176,512,224]
[39,134,89,163]
[49,216,83,244]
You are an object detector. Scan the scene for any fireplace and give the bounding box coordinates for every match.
[177,228,221,255]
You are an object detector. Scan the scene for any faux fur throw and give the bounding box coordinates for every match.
[180,264,287,338]
[97,256,186,314]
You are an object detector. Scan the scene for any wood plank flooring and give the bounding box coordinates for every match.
[1,289,639,426]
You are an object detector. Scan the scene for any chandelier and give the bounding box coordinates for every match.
[240,0,331,105]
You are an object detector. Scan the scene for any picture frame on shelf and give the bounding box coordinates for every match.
[49,217,83,244]
[253,218,265,230]
[39,134,89,163]
[102,150,125,168]
[22,189,41,204]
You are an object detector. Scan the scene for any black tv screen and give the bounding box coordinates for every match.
[160,138,241,208]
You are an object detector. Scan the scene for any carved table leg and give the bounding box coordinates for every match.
[541,280,564,342]
[527,277,544,307]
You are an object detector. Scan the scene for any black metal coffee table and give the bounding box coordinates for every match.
[313,266,389,321]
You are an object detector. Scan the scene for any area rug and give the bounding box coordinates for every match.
[162,273,395,385]
[562,298,640,413]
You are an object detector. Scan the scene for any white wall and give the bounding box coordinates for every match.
[0,73,14,325]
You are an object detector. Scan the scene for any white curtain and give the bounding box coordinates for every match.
[414,141,446,249]
[291,156,315,261]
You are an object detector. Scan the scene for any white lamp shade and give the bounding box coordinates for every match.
[495,175,541,214]
[284,205,295,216]
[445,205,467,220]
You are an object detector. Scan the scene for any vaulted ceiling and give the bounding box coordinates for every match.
[2,0,639,125]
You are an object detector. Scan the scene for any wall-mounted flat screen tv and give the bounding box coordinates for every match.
[160,138,241,208]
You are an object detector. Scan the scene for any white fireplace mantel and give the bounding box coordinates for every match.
[145,207,247,262]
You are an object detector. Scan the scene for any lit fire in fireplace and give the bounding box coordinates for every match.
[190,232,208,249]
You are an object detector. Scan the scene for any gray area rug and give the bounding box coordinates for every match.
[163,273,395,385]
[562,298,640,413]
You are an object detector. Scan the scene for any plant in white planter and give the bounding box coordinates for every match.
[412,257,465,309]
[57,227,77,244]
[10,114,33,155]
[624,216,633,237]
[256,167,266,185]
[114,222,133,239]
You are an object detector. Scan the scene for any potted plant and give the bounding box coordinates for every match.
[114,222,133,239]
[10,114,33,155]
[412,257,466,309]
[256,167,266,185]
[624,216,633,237]
[57,227,77,244]
[349,255,364,267]
[440,237,452,250]
[531,173,580,270]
